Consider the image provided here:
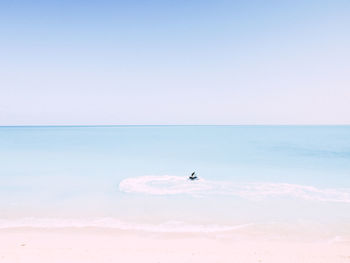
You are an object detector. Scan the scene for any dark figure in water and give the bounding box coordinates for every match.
[189,172,198,180]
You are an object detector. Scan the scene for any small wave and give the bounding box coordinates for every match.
[0,217,253,233]
[119,175,350,203]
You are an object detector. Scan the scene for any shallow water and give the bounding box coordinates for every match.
[0,125,349,239]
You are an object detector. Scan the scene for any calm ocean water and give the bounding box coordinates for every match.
[0,126,349,238]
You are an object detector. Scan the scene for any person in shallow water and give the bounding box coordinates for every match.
[189,172,198,180]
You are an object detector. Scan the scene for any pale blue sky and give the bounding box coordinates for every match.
[0,0,349,125]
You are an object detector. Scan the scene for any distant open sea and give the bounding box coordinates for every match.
[1,126,349,240]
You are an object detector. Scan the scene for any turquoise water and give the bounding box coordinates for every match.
[0,126,349,236]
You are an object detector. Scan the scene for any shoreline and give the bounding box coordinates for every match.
[1,228,349,263]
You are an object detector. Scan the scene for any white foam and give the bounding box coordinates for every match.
[119,175,350,203]
[0,217,253,233]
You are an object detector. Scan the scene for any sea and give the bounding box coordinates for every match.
[0,125,349,241]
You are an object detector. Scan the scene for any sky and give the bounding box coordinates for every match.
[0,0,349,125]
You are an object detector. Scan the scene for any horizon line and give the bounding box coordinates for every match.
[1,124,350,128]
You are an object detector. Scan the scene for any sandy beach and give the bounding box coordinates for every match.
[1,228,349,263]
